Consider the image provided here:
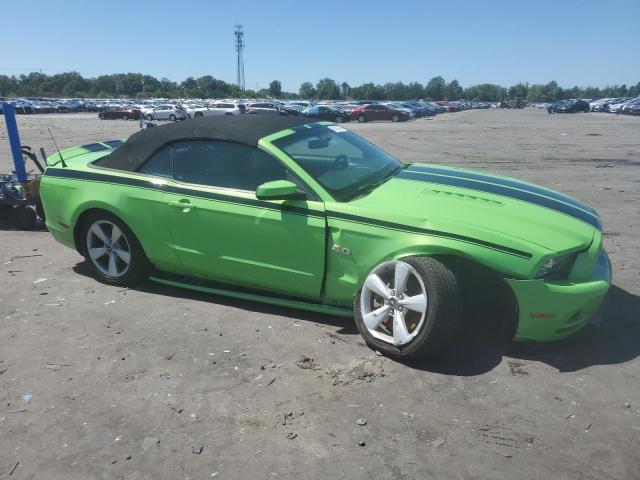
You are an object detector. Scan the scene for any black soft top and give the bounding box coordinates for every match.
[94,115,316,171]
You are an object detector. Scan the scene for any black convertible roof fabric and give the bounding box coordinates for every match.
[94,115,316,171]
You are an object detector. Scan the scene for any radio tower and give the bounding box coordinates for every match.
[234,24,245,91]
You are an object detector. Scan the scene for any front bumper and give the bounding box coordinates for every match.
[507,250,611,342]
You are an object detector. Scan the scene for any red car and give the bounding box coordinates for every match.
[98,107,142,120]
[434,101,460,112]
[350,104,410,123]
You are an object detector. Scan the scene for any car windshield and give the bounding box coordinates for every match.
[273,124,403,201]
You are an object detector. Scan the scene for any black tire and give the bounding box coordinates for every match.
[169,114,176,121]
[9,204,38,230]
[354,256,462,359]
[194,111,204,118]
[391,114,400,122]
[98,113,105,120]
[145,114,153,121]
[357,114,366,123]
[79,211,149,287]
[335,115,344,123]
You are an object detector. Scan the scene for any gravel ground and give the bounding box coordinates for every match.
[1,110,639,480]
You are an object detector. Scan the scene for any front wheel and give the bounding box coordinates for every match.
[355,256,461,359]
[145,114,153,121]
[357,114,366,123]
[169,114,177,121]
[391,114,400,122]
[335,115,344,123]
[80,211,149,286]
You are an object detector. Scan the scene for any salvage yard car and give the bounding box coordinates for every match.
[98,106,141,120]
[39,116,611,359]
[350,104,410,123]
[144,104,188,121]
[547,99,590,113]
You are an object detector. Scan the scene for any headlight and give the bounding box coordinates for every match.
[535,253,576,280]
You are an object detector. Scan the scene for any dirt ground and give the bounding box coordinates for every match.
[1,110,639,480]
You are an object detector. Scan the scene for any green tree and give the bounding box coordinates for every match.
[269,80,282,98]
[444,79,463,100]
[299,81,316,99]
[315,78,340,100]
[340,82,351,99]
[424,76,446,100]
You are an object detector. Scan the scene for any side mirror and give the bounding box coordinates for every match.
[256,180,305,200]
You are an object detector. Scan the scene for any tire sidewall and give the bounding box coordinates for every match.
[354,256,459,359]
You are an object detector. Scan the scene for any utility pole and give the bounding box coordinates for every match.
[234,24,245,91]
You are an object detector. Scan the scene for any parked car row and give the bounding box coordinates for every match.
[1,96,495,123]
[589,97,640,115]
[530,97,640,115]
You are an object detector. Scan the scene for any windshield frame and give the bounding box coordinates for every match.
[271,124,404,202]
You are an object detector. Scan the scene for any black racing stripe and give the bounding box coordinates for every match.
[81,143,109,152]
[44,168,323,218]
[45,168,150,188]
[397,171,601,229]
[327,210,532,259]
[406,164,596,215]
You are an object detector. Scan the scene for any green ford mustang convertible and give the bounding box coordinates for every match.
[40,116,611,359]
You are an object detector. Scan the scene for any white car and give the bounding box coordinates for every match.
[189,102,243,117]
[145,104,188,121]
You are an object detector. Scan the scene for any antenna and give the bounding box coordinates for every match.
[47,127,67,168]
[234,24,245,91]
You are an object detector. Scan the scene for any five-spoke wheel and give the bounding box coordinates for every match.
[360,260,427,346]
[81,211,149,286]
[86,220,131,278]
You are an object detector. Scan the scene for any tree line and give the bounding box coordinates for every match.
[1,71,638,102]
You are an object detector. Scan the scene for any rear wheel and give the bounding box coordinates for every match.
[169,114,177,121]
[391,114,400,122]
[355,256,461,359]
[98,112,105,120]
[335,115,344,123]
[194,111,204,118]
[357,114,366,123]
[9,204,38,230]
[80,211,149,286]
[145,114,153,121]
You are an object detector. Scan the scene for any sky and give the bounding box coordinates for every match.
[2,0,639,92]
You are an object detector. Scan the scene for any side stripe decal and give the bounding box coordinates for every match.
[326,210,532,259]
[398,169,601,229]
[45,168,533,259]
[44,168,323,218]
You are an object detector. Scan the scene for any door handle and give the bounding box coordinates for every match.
[168,200,196,210]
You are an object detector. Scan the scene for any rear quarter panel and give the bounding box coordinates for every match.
[41,167,179,272]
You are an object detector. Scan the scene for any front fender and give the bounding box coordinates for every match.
[322,218,538,306]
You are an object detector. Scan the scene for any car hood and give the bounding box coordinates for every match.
[340,164,598,255]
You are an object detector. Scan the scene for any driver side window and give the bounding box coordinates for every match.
[172,140,289,191]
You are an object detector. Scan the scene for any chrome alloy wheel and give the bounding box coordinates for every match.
[360,260,428,346]
[86,220,131,278]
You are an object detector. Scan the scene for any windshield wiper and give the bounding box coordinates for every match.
[348,165,404,200]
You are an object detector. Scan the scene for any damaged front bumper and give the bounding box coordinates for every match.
[507,249,611,342]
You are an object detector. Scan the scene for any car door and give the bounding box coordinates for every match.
[161,140,326,300]
[366,104,382,120]
[154,105,169,119]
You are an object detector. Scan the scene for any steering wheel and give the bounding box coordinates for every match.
[331,154,349,171]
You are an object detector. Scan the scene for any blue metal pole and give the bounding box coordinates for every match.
[3,102,27,183]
